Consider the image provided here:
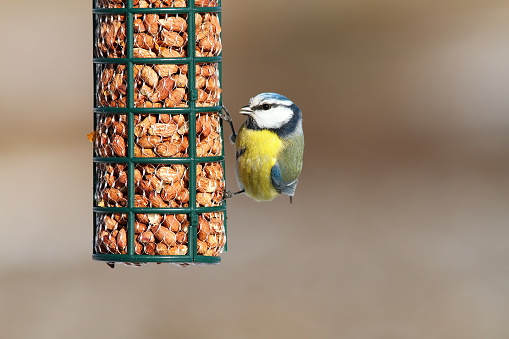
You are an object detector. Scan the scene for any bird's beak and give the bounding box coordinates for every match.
[239,105,253,115]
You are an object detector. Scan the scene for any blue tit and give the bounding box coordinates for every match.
[231,92,304,202]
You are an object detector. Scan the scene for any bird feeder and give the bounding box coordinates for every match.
[92,0,226,266]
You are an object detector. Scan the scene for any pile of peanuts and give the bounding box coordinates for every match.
[95,162,224,209]
[96,11,221,57]
[95,63,220,108]
[94,112,222,158]
[96,0,219,9]
[94,0,225,261]
[95,211,226,257]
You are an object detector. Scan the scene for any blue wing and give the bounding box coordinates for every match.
[271,163,299,196]
[270,135,304,197]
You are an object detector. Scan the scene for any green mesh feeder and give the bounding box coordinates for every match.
[92,0,226,266]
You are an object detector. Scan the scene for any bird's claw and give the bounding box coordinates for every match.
[223,189,234,200]
[221,188,245,203]
[219,105,233,122]
[220,105,237,142]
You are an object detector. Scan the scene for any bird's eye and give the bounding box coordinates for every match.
[262,103,271,110]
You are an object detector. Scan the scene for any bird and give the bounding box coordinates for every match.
[225,92,304,203]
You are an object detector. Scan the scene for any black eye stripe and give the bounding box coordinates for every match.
[252,103,283,111]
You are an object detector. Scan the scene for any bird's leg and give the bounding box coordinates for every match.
[220,105,237,143]
[219,105,242,202]
[223,189,245,200]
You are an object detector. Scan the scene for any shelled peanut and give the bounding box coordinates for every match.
[134,0,187,8]
[96,64,127,107]
[196,113,222,156]
[95,12,188,58]
[94,114,128,157]
[134,114,189,157]
[134,64,189,108]
[134,213,189,255]
[196,162,225,207]
[96,63,220,108]
[95,0,125,9]
[196,63,221,106]
[95,0,187,9]
[95,213,129,254]
[134,163,189,208]
[197,212,226,256]
[95,14,126,58]
[195,12,222,57]
[95,11,222,59]
[95,0,220,8]
[95,163,128,207]
[131,162,225,208]
[132,162,224,208]
[95,212,223,257]
[195,0,219,6]
[133,13,188,58]
[93,112,222,158]
[134,112,222,157]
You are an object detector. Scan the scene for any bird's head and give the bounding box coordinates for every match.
[240,93,301,132]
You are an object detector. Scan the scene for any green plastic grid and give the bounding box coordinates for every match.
[92,0,226,265]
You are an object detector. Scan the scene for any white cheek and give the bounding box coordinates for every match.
[254,106,292,129]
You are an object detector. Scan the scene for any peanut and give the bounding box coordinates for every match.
[153,225,177,246]
[197,212,225,257]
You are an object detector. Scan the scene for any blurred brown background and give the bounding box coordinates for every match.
[1,0,508,338]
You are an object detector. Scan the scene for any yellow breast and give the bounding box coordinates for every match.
[235,127,284,201]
